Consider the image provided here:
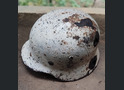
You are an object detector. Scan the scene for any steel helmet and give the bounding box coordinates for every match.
[21,9,100,81]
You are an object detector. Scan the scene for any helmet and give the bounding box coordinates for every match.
[21,9,100,81]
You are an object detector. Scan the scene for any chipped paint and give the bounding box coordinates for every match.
[73,36,80,40]
[74,18,96,29]
[61,40,68,45]
[21,9,100,81]
[89,55,97,69]
[48,61,54,66]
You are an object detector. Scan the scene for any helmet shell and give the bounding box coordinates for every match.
[21,9,100,81]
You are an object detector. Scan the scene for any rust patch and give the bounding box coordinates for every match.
[66,32,72,37]
[44,54,46,56]
[62,14,97,30]
[83,37,89,44]
[86,67,89,70]
[30,52,32,57]
[77,40,83,46]
[74,18,96,29]
[63,14,80,28]
[63,18,69,22]
[67,56,74,68]
[53,31,56,33]
[73,36,80,40]
[48,61,54,66]
[62,12,68,14]
[61,40,68,45]
[83,32,88,36]
[68,14,80,23]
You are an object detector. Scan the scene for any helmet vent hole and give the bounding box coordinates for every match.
[69,56,73,60]
[89,55,97,69]
[67,56,74,68]
[48,61,54,66]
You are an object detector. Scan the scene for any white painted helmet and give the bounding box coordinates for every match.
[21,9,100,81]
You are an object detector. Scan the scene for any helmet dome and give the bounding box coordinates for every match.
[21,9,100,81]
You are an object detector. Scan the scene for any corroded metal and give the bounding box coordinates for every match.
[21,9,100,81]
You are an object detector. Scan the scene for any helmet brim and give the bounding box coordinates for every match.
[21,40,100,81]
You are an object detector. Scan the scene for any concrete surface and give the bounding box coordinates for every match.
[93,0,105,8]
[18,7,105,90]
[18,6,105,15]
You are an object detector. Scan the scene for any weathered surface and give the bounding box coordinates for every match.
[18,9,105,90]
